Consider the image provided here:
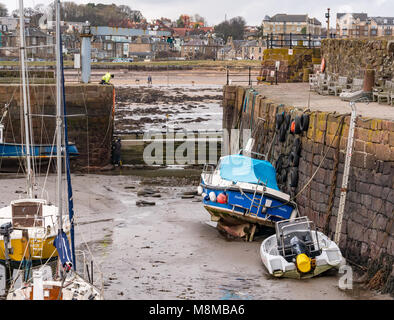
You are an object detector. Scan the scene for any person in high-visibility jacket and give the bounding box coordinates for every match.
[100,72,114,84]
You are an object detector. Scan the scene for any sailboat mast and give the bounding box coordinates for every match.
[55,0,63,231]
[18,0,33,198]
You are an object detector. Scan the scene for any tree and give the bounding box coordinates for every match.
[301,26,307,34]
[214,16,246,42]
[176,19,184,28]
[193,14,206,26]
[256,25,264,38]
[0,3,8,17]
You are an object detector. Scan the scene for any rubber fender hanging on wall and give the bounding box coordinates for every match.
[290,167,299,188]
[290,116,302,134]
[276,113,284,130]
[279,169,288,184]
[275,154,284,171]
[279,123,287,142]
[289,151,300,167]
[284,113,291,129]
[292,137,302,155]
[300,114,310,132]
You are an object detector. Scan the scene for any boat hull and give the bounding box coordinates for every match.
[0,235,60,268]
[0,143,79,159]
[201,185,297,227]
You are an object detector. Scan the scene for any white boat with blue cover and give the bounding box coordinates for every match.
[198,154,298,238]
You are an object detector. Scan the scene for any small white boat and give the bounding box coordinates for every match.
[260,217,345,279]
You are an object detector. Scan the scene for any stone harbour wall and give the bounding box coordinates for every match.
[0,84,114,168]
[321,38,394,80]
[260,47,321,82]
[223,84,394,295]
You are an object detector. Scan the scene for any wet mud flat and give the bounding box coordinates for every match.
[1,172,390,300]
[114,85,223,133]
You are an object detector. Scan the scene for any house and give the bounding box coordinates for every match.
[336,13,369,38]
[371,17,394,37]
[2,27,53,59]
[128,36,172,59]
[336,13,394,38]
[241,39,266,60]
[0,17,30,32]
[216,37,244,60]
[262,14,322,36]
[181,35,223,59]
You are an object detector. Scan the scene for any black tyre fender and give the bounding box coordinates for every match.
[294,116,302,134]
[275,113,284,130]
[275,154,283,171]
[289,151,300,167]
[289,167,298,188]
[279,123,287,142]
[284,113,291,129]
[292,137,302,155]
[279,169,287,184]
[300,114,310,132]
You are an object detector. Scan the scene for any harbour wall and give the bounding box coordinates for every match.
[321,38,394,80]
[223,85,393,294]
[0,84,114,168]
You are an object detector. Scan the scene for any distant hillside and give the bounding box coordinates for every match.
[10,2,145,28]
[61,2,145,27]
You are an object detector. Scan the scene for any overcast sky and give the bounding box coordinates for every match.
[2,0,394,26]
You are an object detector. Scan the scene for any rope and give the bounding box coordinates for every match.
[260,111,348,210]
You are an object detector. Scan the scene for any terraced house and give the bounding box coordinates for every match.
[336,13,394,38]
[262,14,322,36]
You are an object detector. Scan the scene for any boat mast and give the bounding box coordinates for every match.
[18,0,33,198]
[55,0,63,231]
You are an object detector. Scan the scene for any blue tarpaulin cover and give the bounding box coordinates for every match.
[219,155,279,190]
[53,230,73,267]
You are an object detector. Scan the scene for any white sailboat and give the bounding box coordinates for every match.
[0,0,70,273]
[6,0,103,300]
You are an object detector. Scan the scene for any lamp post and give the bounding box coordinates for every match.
[325,8,330,38]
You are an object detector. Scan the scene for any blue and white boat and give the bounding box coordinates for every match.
[0,142,79,159]
[198,154,298,239]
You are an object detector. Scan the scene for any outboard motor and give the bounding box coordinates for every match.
[290,235,311,273]
[0,222,14,291]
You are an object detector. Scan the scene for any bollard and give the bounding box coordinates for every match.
[362,67,375,100]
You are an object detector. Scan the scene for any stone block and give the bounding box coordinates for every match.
[375,144,391,161]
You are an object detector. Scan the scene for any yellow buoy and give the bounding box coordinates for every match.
[296,253,311,273]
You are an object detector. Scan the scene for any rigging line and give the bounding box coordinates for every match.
[4,99,27,176]
[39,129,57,200]
[73,214,104,292]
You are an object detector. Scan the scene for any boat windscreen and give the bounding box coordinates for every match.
[219,155,279,190]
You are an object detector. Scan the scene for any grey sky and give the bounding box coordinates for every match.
[3,0,394,26]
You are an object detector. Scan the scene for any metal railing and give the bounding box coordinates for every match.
[264,33,336,49]
[226,66,262,86]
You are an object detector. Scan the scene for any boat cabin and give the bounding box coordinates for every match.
[11,199,46,228]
